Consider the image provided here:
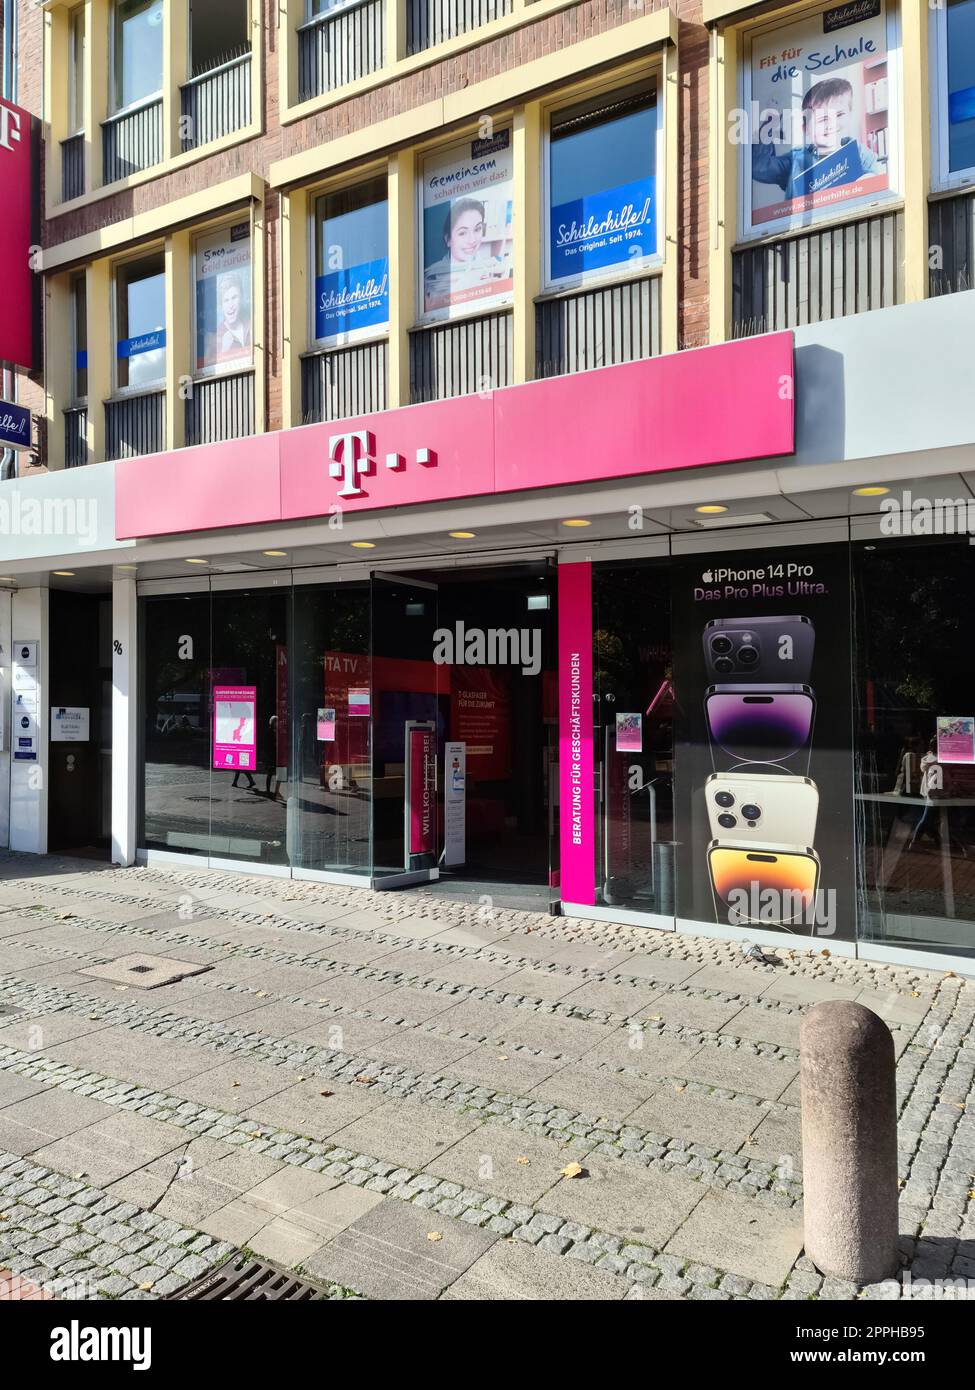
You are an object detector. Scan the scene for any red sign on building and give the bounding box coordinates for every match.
[0,97,37,370]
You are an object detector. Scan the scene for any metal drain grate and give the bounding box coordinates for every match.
[166,1253,326,1301]
[128,964,154,974]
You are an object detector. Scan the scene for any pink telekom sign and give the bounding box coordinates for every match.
[115,334,795,539]
[213,685,257,772]
[0,97,36,370]
[558,563,595,906]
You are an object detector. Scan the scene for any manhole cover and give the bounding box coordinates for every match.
[79,954,213,990]
[166,1254,326,1301]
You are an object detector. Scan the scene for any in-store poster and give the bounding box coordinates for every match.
[422,131,514,315]
[749,0,890,229]
[315,256,389,341]
[195,222,252,372]
[212,685,257,771]
[317,707,336,741]
[671,545,855,940]
[936,716,975,764]
[615,712,643,753]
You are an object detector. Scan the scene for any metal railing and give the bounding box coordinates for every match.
[102,97,163,185]
[63,407,88,469]
[536,276,662,380]
[407,0,510,54]
[185,371,255,447]
[731,210,904,336]
[301,341,388,423]
[410,311,512,403]
[181,52,252,151]
[105,391,166,462]
[929,189,975,297]
[61,133,85,202]
[298,0,384,101]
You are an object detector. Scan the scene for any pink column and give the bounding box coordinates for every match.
[558,562,595,906]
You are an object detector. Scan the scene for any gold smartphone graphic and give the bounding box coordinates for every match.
[708,840,821,930]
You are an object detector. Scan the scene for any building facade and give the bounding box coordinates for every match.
[1,0,974,973]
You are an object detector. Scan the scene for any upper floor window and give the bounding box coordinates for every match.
[546,83,660,291]
[419,129,514,323]
[113,0,164,112]
[933,0,975,187]
[314,175,388,346]
[194,221,253,376]
[71,272,88,403]
[740,0,898,240]
[69,6,86,135]
[190,0,249,77]
[115,252,166,392]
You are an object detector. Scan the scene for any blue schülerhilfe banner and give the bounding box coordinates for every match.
[788,140,864,198]
[316,258,390,339]
[117,330,166,359]
[550,177,655,280]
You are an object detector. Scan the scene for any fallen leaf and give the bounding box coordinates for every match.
[744,1135,755,1144]
[320,1090,334,1098]
[945,971,956,978]
[427,1232,443,1243]
[647,1015,662,1022]
[911,990,921,998]
[354,1075,376,1085]
[232,1081,241,1088]
[560,1162,584,1179]
[138,1282,154,1292]
[674,1085,685,1093]
[820,949,831,957]
[516,1156,531,1166]
[497,1055,509,1062]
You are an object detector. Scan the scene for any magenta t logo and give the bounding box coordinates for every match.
[328,430,374,498]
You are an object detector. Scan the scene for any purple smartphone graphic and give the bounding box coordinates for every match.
[705,684,815,766]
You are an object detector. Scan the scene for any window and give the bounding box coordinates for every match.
[190,0,248,77]
[546,84,660,289]
[313,175,388,346]
[934,0,975,185]
[740,1,898,239]
[115,253,166,392]
[69,6,86,135]
[113,0,163,112]
[194,221,253,376]
[419,129,514,322]
[71,272,88,403]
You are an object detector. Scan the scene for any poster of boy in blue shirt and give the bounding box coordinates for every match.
[752,77,878,202]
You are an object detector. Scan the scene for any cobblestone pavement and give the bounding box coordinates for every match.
[0,852,972,1301]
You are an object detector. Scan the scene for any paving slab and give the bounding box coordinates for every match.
[0,1087,111,1144]
[443,1237,627,1300]
[296,972,405,1009]
[303,1197,496,1300]
[440,1046,565,1095]
[0,1070,45,1109]
[680,964,775,998]
[627,1088,767,1151]
[362,984,463,1024]
[613,953,708,986]
[244,1167,340,1219]
[45,1027,223,1089]
[644,994,745,1034]
[760,975,861,1007]
[244,1077,385,1140]
[527,1065,655,1122]
[0,1011,113,1050]
[542,1155,704,1247]
[561,979,662,1018]
[492,967,580,1002]
[361,1028,474,1074]
[665,1188,804,1287]
[289,1015,402,1056]
[580,1029,703,1080]
[426,1121,581,1205]
[678,1049,798,1103]
[329,1097,481,1169]
[718,1004,802,1050]
[175,1058,298,1112]
[743,1109,803,1173]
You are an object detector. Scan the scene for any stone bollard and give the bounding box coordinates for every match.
[800,999,899,1285]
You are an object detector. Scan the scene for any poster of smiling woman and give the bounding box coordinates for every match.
[421,130,514,316]
[747,0,893,231]
[195,222,253,373]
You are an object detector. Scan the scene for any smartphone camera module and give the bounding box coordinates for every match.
[717,812,737,830]
[714,791,735,809]
[737,646,760,669]
[740,803,762,825]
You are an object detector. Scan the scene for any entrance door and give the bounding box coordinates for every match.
[48,590,112,855]
[370,573,441,886]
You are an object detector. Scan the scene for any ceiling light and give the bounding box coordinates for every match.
[561,519,591,528]
[350,541,375,549]
[695,504,728,515]
[263,550,287,557]
[693,511,776,529]
[185,558,208,565]
[852,486,890,497]
[449,531,476,539]
[52,570,75,577]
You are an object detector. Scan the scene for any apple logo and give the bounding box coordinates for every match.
[702,570,713,583]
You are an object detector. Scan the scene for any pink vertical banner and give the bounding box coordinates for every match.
[558,563,595,906]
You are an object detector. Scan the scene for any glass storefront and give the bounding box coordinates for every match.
[138,536,975,960]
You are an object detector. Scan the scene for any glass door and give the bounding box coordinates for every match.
[370,572,441,885]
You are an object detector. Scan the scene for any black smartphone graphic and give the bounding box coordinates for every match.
[703,615,815,683]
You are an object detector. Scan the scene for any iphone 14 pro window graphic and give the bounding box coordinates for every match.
[706,772,819,846]
[703,616,815,683]
[705,685,815,769]
[708,841,821,931]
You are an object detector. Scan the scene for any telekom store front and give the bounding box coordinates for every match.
[110,314,975,971]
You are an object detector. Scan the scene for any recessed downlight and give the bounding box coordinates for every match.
[185,558,209,565]
[852,486,890,497]
[263,550,288,557]
[561,518,591,528]
[52,570,75,577]
[350,541,375,549]
[449,531,476,539]
[695,504,728,515]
